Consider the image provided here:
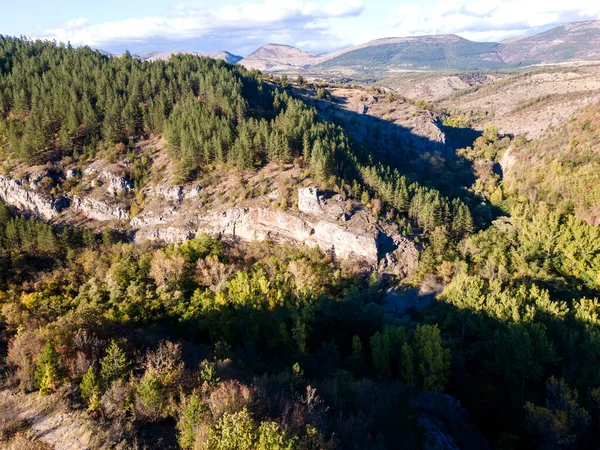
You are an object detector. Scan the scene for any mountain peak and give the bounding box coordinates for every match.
[240,43,319,71]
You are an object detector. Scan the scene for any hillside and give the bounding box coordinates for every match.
[435,64,600,138]
[501,20,600,64]
[501,101,600,225]
[2,36,600,450]
[239,43,322,71]
[316,35,505,71]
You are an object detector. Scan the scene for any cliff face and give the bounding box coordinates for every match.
[134,185,419,276]
[0,176,69,220]
[0,168,419,276]
[72,196,130,222]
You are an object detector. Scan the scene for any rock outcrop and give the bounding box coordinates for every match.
[0,168,419,276]
[414,393,491,450]
[134,187,419,275]
[72,197,130,222]
[499,145,517,175]
[83,163,133,194]
[0,176,68,220]
[151,185,201,203]
[297,187,323,215]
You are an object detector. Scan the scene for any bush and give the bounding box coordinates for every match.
[6,332,46,391]
[101,379,132,419]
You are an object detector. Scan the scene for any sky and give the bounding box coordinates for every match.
[2,0,600,56]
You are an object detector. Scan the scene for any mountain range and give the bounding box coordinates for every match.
[107,20,600,74]
[134,50,243,64]
[238,20,600,73]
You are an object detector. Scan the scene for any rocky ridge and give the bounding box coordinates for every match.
[0,175,69,220]
[0,170,419,276]
[134,185,419,276]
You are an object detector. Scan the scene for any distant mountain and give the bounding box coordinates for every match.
[315,35,505,71]
[135,50,242,64]
[500,20,600,64]
[239,44,323,71]
[103,19,600,74]
[237,20,600,74]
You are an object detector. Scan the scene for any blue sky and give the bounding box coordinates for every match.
[2,0,600,56]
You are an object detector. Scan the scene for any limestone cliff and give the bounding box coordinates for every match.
[0,175,68,220]
[0,167,419,276]
[134,186,419,276]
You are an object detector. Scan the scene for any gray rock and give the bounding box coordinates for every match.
[66,169,80,179]
[130,207,178,228]
[298,187,323,215]
[154,185,185,202]
[0,176,68,220]
[105,174,133,194]
[500,145,517,175]
[183,186,202,200]
[151,185,202,203]
[83,164,132,194]
[132,203,418,275]
[73,197,130,222]
[135,226,196,244]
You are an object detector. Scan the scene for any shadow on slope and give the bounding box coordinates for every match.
[296,86,498,224]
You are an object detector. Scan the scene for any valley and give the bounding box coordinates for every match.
[0,18,600,450]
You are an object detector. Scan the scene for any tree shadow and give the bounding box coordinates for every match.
[413,286,599,450]
[296,89,497,222]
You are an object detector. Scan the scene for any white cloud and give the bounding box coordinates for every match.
[385,0,600,42]
[28,0,600,54]
[36,0,364,52]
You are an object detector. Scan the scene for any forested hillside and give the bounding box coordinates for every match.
[1,37,600,450]
[501,103,600,225]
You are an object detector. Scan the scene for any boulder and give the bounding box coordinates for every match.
[66,169,80,179]
[105,174,133,194]
[500,145,517,175]
[83,163,133,194]
[298,187,323,215]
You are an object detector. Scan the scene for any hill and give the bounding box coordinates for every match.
[501,20,600,64]
[238,43,322,71]
[3,36,600,450]
[237,20,600,75]
[316,35,505,71]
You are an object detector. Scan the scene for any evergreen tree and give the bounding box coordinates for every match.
[100,340,130,385]
[35,341,60,394]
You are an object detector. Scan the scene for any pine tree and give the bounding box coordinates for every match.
[80,366,100,401]
[371,331,390,378]
[100,340,130,385]
[35,341,60,394]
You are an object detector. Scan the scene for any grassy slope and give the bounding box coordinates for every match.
[504,102,600,223]
[317,41,507,71]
